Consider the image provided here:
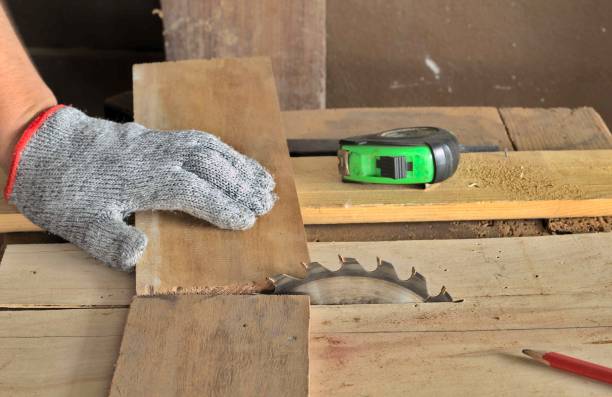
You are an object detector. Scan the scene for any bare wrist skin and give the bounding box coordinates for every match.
[0,5,57,171]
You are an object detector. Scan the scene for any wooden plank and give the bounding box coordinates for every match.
[2,295,612,396]
[501,107,612,234]
[283,107,514,149]
[109,295,309,396]
[0,308,127,397]
[133,58,309,295]
[500,107,612,150]
[6,149,612,232]
[3,232,612,308]
[161,0,325,110]
[296,150,612,224]
[310,326,612,396]
[0,244,133,308]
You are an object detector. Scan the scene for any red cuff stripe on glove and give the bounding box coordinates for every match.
[4,104,65,201]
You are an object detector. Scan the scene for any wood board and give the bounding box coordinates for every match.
[0,308,127,397]
[2,234,612,395]
[2,232,612,307]
[296,150,612,224]
[3,280,612,395]
[4,149,612,233]
[283,106,513,149]
[161,0,325,110]
[109,295,309,397]
[500,107,612,150]
[133,58,309,295]
[501,107,612,234]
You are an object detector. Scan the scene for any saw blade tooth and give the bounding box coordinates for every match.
[305,262,332,276]
[300,261,309,270]
[408,267,427,283]
[373,259,399,279]
[338,257,366,273]
[376,256,382,267]
[425,286,454,302]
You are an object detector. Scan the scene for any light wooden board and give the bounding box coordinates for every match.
[109,295,309,396]
[283,106,514,149]
[0,244,133,308]
[0,308,127,397]
[500,107,612,150]
[161,0,325,110]
[296,150,612,224]
[133,58,309,295]
[2,234,612,395]
[501,107,612,234]
[5,150,612,233]
[2,296,611,396]
[3,232,612,308]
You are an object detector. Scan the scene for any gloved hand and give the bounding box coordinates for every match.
[4,105,277,271]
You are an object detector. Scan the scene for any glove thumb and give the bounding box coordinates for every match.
[86,214,147,271]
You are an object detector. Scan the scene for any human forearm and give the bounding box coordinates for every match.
[0,5,56,170]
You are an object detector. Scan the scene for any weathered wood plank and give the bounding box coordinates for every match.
[133,58,309,295]
[109,295,309,397]
[161,0,325,110]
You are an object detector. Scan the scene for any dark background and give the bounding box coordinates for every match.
[5,0,612,124]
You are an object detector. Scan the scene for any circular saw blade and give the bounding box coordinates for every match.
[269,256,453,305]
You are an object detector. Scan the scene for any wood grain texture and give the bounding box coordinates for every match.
[3,232,612,308]
[109,295,309,397]
[161,0,325,110]
[0,244,133,308]
[3,307,612,397]
[2,233,612,395]
[0,308,127,397]
[133,58,309,295]
[296,150,612,224]
[500,107,612,150]
[500,107,612,234]
[283,106,514,149]
[5,149,612,233]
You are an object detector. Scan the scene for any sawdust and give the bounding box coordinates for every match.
[460,156,585,200]
[144,279,274,297]
[547,216,612,234]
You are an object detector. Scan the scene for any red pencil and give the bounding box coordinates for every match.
[522,349,612,384]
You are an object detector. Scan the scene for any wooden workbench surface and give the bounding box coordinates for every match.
[1,234,612,396]
[1,106,612,396]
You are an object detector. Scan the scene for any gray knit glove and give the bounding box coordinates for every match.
[4,106,277,271]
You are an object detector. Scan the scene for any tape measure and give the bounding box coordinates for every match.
[337,127,460,185]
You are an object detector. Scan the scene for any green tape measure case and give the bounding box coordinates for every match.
[338,127,460,185]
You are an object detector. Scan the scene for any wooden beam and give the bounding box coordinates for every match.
[133,58,309,295]
[296,150,612,224]
[109,295,309,396]
[161,0,325,110]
